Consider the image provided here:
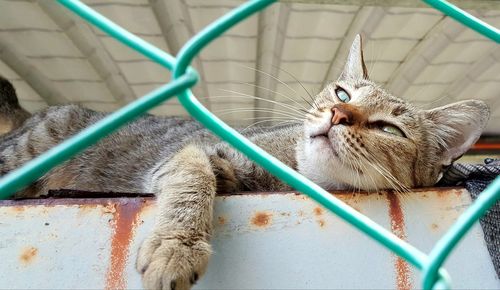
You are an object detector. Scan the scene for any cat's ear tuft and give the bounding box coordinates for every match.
[339,34,368,80]
[427,100,490,165]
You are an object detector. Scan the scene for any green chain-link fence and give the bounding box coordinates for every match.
[0,0,498,288]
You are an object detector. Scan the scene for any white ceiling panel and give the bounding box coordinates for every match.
[0,0,497,136]
[0,1,59,30]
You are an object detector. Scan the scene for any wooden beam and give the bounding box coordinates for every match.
[279,0,500,10]
[385,16,464,98]
[440,47,498,102]
[254,3,291,119]
[321,6,385,87]
[38,1,136,105]
[0,38,70,105]
[149,0,212,109]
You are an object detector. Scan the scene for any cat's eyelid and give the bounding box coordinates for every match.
[369,119,408,138]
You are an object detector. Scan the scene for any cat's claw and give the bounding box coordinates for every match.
[136,232,211,290]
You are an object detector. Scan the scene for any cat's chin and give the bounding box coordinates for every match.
[296,137,349,190]
[306,131,342,157]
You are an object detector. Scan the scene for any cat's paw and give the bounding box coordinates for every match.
[136,233,211,290]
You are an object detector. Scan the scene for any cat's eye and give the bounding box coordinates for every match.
[335,87,350,103]
[371,121,406,138]
[381,124,405,137]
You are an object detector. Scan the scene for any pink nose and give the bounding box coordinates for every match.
[331,107,352,125]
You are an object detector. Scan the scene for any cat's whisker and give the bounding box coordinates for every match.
[353,155,372,194]
[230,82,310,111]
[346,147,380,193]
[241,119,300,133]
[270,63,313,98]
[235,63,299,96]
[358,149,408,191]
[239,118,303,128]
[234,63,322,111]
[268,63,318,109]
[216,89,308,114]
[201,95,306,117]
[372,164,409,194]
[239,116,303,121]
[369,160,410,195]
[357,152,405,194]
[214,108,303,120]
[344,151,363,195]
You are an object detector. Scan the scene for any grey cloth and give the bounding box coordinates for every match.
[439,158,500,277]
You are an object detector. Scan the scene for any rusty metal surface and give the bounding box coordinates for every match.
[0,188,498,289]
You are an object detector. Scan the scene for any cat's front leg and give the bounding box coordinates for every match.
[137,144,216,290]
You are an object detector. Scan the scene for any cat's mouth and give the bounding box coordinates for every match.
[310,130,340,158]
[312,133,328,139]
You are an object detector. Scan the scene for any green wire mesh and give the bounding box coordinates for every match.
[0,0,498,288]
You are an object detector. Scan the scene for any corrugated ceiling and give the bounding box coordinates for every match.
[0,0,498,133]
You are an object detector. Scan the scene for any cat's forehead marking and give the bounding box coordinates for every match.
[353,81,371,90]
[352,86,371,100]
[391,105,409,116]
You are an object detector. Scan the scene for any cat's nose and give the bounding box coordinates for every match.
[331,105,353,125]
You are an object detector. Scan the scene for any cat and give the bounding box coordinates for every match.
[0,35,490,290]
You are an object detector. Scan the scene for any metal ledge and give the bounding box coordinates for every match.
[0,188,498,289]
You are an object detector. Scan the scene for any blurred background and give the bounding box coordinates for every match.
[0,0,498,153]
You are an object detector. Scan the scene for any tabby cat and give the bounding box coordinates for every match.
[0,35,489,290]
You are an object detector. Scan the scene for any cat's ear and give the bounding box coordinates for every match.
[339,34,368,80]
[427,100,490,165]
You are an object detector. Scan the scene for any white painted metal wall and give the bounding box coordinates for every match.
[1,189,498,289]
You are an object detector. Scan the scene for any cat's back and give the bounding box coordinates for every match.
[2,104,212,195]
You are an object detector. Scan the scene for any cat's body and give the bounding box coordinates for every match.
[2,105,298,199]
[0,36,490,290]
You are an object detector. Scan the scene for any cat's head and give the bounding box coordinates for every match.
[297,34,490,191]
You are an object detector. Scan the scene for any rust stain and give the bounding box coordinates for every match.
[435,188,463,198]
[387,193,411,290]
[77,204,99,217]
[217,216,227,225]
[452,189,463,198]
[11,206,25,213]
[19,247,38,265]
[105,200,145,290]
[313,207,323,216]
[251,211,272,228]
[103,203,117,214]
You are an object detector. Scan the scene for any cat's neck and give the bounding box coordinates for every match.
[248,124,303,170]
